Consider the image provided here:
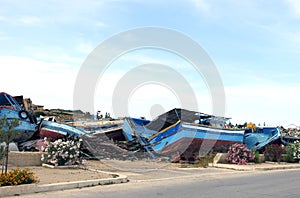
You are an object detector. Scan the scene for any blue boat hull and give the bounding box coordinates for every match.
[122,116,245,159]
[39,120,90,139]
[244,127,281,150]
[0,92,37,143]
[151,123,245,154]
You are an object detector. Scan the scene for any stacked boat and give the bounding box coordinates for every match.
[122,108,246,160]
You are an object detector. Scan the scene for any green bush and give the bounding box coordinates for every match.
[286,140,300,163]
[252,150,260,163]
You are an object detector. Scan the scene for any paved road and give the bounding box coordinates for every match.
[15,169,300,198]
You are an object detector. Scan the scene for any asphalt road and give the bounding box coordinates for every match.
[14,169,300,198]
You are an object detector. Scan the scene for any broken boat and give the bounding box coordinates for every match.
[39,119,91,139]
[0,92,92,145]
[121,108,286,161]
[122,108,245,160]
[244,126,281,151]
[0,92,37,142]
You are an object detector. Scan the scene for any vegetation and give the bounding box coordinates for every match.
[0,115,39,186]
[0,115,21,174]
[252,150,260,163]
[180,153,216,168]
[285,140,300,163]
[226,143,254,165]
[0,146,4,168]
[42,137,83,166]
[264,144,286,163]
[0,168,38,186]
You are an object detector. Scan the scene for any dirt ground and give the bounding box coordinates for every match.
[6,160,300,185]
[7,160,116,185]
[6,159,179,185]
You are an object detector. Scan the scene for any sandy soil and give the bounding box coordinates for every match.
[7,160,115,185]
[9,160,298,185]
[5,159,179,185]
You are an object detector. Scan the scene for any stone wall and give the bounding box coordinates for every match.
[8,152,44,166]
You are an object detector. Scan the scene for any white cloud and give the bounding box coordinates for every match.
[0,32,12,41]
[76,41,95,55]
[190,0,210,13]
[94,72,211,119]
[0,56,78,110]
[287,0,300,18]
[23,46,84,65]
[225,84,300,126]
[19,16,41,25]
[0,16,8,22]
[95,21,106,28]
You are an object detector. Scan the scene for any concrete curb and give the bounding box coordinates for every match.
[0,169,128,197]
[209,163,300,171]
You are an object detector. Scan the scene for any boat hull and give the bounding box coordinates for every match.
[39,120,89,139]
[39,127,66,139]
[157,138,240,161]
[150,124,244,155]
[122,116,245,160]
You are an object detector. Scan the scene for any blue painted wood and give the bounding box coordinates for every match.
[40,120,91,137]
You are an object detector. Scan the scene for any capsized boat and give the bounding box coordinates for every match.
[244,126,281,150]
[39,120,92,140]
[122,108,245,160]
[0,92,37,142]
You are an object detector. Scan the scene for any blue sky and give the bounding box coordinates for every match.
[0,0,300,126]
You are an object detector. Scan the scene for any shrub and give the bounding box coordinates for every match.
[41,137,83,166]
[179,153,216,168]
[0,168,39,186]
[252,150,260,163]
[286,140,300,163]
[264,144,285,162]
[226,143,254,165]
[195,153,216,168]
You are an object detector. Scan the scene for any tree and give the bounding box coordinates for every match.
[0,145,4,170]
[0,115,21,174]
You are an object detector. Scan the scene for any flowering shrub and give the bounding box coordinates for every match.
[0,168,39,186]
[264,144,285,162]
[41,137,83,166]
[226,143,254,165]
[286,140,300,162]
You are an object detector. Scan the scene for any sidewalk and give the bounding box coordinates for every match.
[0,162,128,197]
[209,162,300,171]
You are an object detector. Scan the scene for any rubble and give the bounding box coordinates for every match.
[279,126,300,138]
[81,133,153,161]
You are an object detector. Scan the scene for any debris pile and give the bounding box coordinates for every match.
[81,133,152,161]
[280,127,300,138]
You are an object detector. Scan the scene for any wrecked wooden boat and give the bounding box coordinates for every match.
[0,92,37,142]
[243,126,281,151]
[39,120,92,139]
[122,108,245,160]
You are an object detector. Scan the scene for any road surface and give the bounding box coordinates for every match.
[13,169,300,198]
